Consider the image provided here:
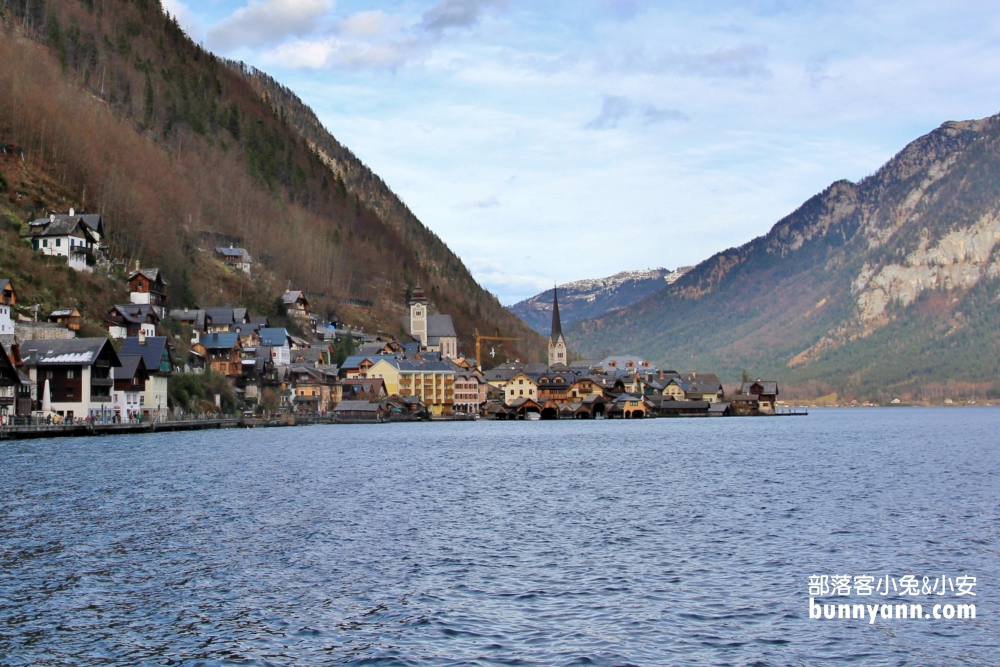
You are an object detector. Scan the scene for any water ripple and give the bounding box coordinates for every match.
[0,408,998,665]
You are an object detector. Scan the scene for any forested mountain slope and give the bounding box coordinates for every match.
[569,115,1000,400]
[0,0,542,361]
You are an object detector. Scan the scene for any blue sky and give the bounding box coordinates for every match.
[164,0,1000,304]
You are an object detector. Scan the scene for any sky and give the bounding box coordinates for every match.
[163,0,1000,305]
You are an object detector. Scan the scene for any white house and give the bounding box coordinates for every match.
[120,334,173,419]
[20,338,122,421]
[0,279,15,336]
[259,327,291,366]
[26,210,101,272]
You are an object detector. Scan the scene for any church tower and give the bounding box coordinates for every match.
[548,287,568,367]
[409,285,429,346]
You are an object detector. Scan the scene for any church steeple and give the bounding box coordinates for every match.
[550,286,563,342]
[548,286,568,367]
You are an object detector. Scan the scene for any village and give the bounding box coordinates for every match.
[0,209,788,431]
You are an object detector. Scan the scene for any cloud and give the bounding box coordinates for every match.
[584,95,632,130]
[207,0,333,51]
[335,10,399,37]
[455,195,500,211]
[421,0,508,33]
[262,34,421,69]
[805,54,835,88]
[642,105,689,124]
[614,45,772,79]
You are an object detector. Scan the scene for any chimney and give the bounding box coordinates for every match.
[69,207,75,217]
[138,329,147,345]
[49,213,55,222]
[230,243,234,249]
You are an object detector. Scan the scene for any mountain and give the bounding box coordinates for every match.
[509,267,692,335]
[0,0,544,362]
[569,114,1000,401]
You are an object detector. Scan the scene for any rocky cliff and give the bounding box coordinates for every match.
[569,115,1000,400]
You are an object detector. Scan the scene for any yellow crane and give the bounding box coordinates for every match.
[473,329,521,369]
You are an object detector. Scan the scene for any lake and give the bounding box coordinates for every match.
[0,408,997,665]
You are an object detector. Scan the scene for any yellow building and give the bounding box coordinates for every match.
[368,358,455,416]
[504,372,538,404]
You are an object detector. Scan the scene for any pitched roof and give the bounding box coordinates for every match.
[741,380,779,396]
[108,304,159,324]
[199,333,240,349]
[120,336,173,373]
[282,290,304,304]
[26,217,90,238]
[128,268,162,282]
[21,338,120,366]
[0,279,10,294]
[170,308,201,321]
[29,213,103,236]
[400,314,457,341]
[334,400,382,412]
[49,308,79,318]
[203,308,236,326]
[215,246,250,260]
[259,327,290,347]
[341,355,374,369]
[114,354,147,381]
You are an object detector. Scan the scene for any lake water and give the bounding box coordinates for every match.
[0,408,997,666]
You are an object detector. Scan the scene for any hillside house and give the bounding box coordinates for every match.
[112,355,148,421]
[47,308,82,331]
[290,365,340,414]
[0,342,24,419]
[259,328,291,366]
[194,333,243,377]
[0,279,16,337]
[120,335,174,419]
[595,356,655,374]
[21,338,121,420]
[105,304,159,340]
[215,245,252,275]
[128,266,168,317]
[341,355,376,379]
[282,290,313,327]
[26,211,102,272]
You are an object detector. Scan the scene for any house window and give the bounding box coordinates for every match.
[66,389,74,398]
[67,370,75,379]
[43,239,48,248]
[132,377,138,386]
[56,238,61,247]
[45,371,53,379]
[137,281,144,290]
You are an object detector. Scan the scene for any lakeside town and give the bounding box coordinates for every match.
[0,209,789,432]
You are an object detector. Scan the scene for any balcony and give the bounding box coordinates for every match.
[90,378,114,387]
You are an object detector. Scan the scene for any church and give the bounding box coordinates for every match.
[548,288,569,368]
[402,285,459,359]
